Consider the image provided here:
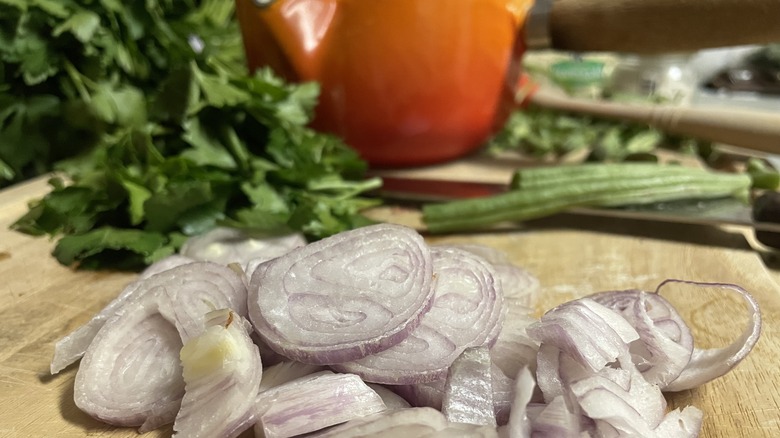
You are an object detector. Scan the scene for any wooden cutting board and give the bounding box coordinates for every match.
[1,177,780,437]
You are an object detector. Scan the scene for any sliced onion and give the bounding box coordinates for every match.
[258,361,325,392]
[153,262,248,342]
[74,293,184,431]
[367,383,412,409]
[248,224,435,365]
[653,406,703,437]
[334,247,503,384]
[571,354,667,434]
[52,261,247,373]
[254,371,387,438]
[173,309,263,438]
[445,243,540,306]
[506,367,536,438]
[527,299,639,373]
[442,346,496,427]
[305,408,450,437]
[72,263,248,431]
[534,344,591,403]
[180,226,306,268]
[489,297,538,380]
[139,255,196,280]
[392,364,514,425]
[590,289,694,389]
[657,280,762,392]
[530,396,583,438]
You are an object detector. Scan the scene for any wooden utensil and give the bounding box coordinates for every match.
[529,0,780,53]
[528,88,780,155]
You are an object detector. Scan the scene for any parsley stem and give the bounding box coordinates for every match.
[62,60,92,102]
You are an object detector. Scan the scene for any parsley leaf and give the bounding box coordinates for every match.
[5,1,382,270]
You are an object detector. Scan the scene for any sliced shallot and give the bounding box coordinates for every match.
[658,280,762,392]
[506,367,536,438]
[590,289,694,388]
[305,408,449,437]
[393,364,515,425]
[73,263,248,431]
[254,371,387,438]
[74,293,184,431]
[180,226,306,268]
[248,224,435,364]
[526,298,639,373]
[442,346,496,427]
[446,243,540,306]
[173,309,263,438]
[52,261,247,373]
[334,246,503,384]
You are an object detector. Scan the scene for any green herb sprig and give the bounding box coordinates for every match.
[2,0,380,270]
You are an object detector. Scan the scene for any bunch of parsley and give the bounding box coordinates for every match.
[2,0,381,270]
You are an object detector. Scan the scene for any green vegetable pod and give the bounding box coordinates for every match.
[423,165,751,233]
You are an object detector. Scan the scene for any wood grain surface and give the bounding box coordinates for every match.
[1,177,779,437]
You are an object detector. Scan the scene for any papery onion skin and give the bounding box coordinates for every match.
[172,309,263,438]
[248,224,435,365]
[334,246,503,384]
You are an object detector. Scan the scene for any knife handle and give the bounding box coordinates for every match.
[543,0,780,53]
[529,89,780,155]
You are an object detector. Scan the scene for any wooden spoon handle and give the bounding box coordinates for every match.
[539,0,780,53]
[529,89,780,155]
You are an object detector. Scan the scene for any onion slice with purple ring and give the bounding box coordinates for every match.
[72,263,248,432]
[52,261,247,374]
[334,247,503,384]
[248,224,435,365]
[74,292,185,431]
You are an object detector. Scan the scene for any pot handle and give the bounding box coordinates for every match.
[528,0,780,53]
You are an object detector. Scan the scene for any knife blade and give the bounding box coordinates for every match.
[376,176,780,234]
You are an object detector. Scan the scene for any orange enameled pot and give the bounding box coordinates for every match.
[235,0,534,167]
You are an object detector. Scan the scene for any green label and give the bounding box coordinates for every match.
[549,60,605,90]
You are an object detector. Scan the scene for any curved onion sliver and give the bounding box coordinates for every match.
[658,280,762,392]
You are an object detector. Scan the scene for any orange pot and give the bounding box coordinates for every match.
[235,0,534,167]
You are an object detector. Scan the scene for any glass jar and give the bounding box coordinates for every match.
[607,54,697,105]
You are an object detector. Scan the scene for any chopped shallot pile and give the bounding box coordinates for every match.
[51,224,762,437]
